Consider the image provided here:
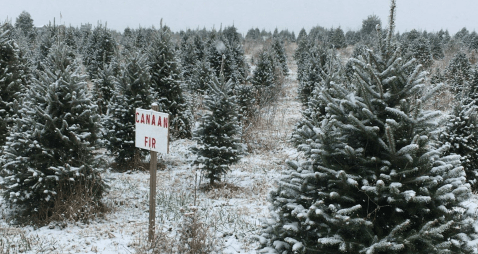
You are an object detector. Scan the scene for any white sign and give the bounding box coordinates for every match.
[135,108,169,154]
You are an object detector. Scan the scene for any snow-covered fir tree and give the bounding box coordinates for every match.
[83,24,116,79]
[234,83,257,125]
[206,28,247,84]
[191,68,242,185]
[14,11,36,42]
[64,26,79,50]
[441,69,478,190]
[440,101,478,190]
[92,61,117,115]
[148,27,192,139]
[297,28,307,42]
[104,50,152,170]
[429,34,445,60]
[271,37,289,76]
[0,24,28,147]
[259,2,475,253]
[297,44,329,106]
[252,50,279,106]
[329,27,346,49]
[292,51,345,146]
[445,51,473,96]
[205,32,224,76]
[409,36,433,69]
[0,42,106,218]
[193,34,206,61]
[179,35,198,82]
[295,38,313,83]
[190,58,215,94]
[34,23,58,72]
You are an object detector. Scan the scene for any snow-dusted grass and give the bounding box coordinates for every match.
[0,53,302,253]
[2,43,478,253]
[1,136,289,253]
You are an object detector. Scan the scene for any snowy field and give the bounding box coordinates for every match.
[0,55,303,253]
[3,45,478,253]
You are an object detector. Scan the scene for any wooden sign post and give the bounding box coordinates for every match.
[134,103,169,242]
[149,103,158,242]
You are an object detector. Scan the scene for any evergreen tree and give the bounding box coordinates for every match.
[259,2,475,253]
[297,45,328,105]
[221,41,241,84]
[438,29,451,45]
[273,28,279,38]
[206,35,224,79]
[191,70,242,185]
[35,24,58,71]
[360,14,381,42]
[271,37,289,76]
[0,25,28,147]
[83,25,116,79]
[222,25,242,46]
[297,28,307,42]
[441,69,478,190]
[122,27,135,52]
[14,11,35,40]
[64,26,78,50]
[454,27,470,42]
[467,31,478,51]
[406,29,421,42]
[409,36,433,69]
[234,83,256,124]
[148,27,192,139]
[252,50,277,106]
[179,36,198,82]
[429,34,444,60]
[445,51,472,96]
[431,67,445,85]
[292,51,345,146]
[92,62,117,115]
[330,27,346,49]
[440,101,478,190]
[135,28,148,50]
[295,38,313,82]
[104,51,152,169]
[345,30,361,46]
[206,32,247,84]
[246,28,261,41]
[0,43,106,217]
[193,35,206,61]
[190,58,215,93]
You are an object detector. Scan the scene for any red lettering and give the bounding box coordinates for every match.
[164,117,168,128]
[141,114,145,124]
[152,114,156,126]
[144,136,148,147]
[152,138,156,148]
[158,117,162,127]
[136,112,140,123]
[146,114,150,125]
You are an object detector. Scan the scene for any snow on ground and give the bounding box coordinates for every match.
[0,52,303,254]
[3,45,478,253]
[2,45,478,253]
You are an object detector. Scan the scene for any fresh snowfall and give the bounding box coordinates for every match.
[3,1,478,253]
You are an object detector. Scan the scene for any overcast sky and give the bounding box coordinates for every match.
[2,0,477,35]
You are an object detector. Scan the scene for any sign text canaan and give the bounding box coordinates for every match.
[135,108,169,154]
